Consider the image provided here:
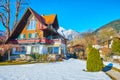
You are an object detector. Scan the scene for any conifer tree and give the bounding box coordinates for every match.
[111,38,120,55]
[87,47,103,72]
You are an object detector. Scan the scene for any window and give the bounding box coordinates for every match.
[31,46,39,53]
[27,19,36,30]
[23,34,26,39]
[15,46,26,52]
[48,47,59,54]
[28,33,37,39]
[19,34,26,39]
[48,47,53,54]
[54,47,59,54]
[31,33,35,38]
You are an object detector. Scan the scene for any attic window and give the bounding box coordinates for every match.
[27,19,36,30]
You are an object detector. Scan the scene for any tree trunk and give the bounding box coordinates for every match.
[6,0,10,39]
[6,27,10,39]
[8,50,10,61]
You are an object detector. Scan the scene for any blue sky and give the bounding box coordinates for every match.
[0,0,120,32]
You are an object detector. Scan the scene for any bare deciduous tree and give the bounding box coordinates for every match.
[0,0,10,39]
[0,0,29,60]
[0,0,29,39]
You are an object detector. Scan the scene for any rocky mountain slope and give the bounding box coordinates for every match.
[58,27,81,40]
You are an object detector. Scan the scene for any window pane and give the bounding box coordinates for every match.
[54,47,59,54]
[32,46,39,53]
[48,47,53,54]
[27,19,36,30]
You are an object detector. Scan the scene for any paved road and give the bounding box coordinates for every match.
[106,70,120,80]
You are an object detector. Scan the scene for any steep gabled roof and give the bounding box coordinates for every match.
[29,8,58,26]
[6,7,59,43]
[42,14,56,24]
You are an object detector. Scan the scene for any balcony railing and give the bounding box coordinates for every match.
[9,38,66,44]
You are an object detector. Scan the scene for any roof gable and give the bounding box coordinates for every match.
[6,7,59,43]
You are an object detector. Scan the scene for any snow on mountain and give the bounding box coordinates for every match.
[58,27,81,40]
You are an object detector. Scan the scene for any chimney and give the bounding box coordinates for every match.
[41,14,44,16]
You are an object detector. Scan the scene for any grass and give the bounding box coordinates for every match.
[0,59,63,66]
[0,61,37,66]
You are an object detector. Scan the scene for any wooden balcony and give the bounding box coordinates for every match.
[9,38,66,44]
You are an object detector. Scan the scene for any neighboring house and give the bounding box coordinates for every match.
[92,44,103,49]
[99,36,120,58]
[67,44,85,59]
[67,44,84,53]
[6,8,67,58]
[101,36,120,49]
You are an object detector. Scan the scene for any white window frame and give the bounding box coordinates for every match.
[27,18,36,30]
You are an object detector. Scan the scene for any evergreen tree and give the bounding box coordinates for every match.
[87,47,103,72]
[111,38,120,55]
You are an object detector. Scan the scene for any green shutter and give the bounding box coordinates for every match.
[23,34,26,39]
[17,34,20,39]
[35,33,38,38]
[28,33,31,39]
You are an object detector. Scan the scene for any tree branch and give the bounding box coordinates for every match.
[14,0,28,27]
[0,12,7,28]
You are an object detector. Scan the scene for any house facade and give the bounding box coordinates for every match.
[6,8,67,57]
[97,36,120,60]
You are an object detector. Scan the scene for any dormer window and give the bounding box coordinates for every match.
[27,19,36,30]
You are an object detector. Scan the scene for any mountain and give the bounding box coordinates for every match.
[58,27,81,40]
[94,19,120,34]
[93,19,120,40]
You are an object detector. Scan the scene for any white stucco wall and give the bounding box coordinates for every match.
[26,46,31,54]
[60,43,67,55]
[12,42,66,55]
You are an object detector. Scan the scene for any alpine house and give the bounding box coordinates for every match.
[6,8,67,56]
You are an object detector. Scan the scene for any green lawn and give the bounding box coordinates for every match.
[0,61,37,66]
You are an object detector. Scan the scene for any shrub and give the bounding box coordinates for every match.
[38,54,48,62]
[87,47,103,72]
[30,53,40,61]
[30,53,49,62]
